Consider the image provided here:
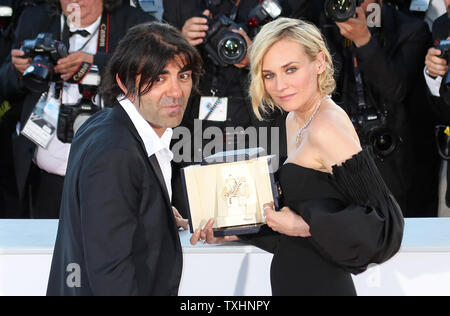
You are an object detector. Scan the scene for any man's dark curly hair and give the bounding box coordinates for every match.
[46,0,123,14]
[100,21,204,106]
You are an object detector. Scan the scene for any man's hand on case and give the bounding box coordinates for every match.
[173,207,189,231]
[190,218,239,245]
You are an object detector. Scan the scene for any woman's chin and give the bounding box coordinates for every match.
[277,102,298,113]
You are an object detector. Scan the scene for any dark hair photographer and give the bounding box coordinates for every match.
[312,0,440,217]
[0,0,154,219]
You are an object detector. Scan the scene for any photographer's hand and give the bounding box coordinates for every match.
[336,7,371,48]
[11,49,31,74]
[425,47,448,78]
[232,28,252,69]
[182,9,210,46]
[55,51,94,80]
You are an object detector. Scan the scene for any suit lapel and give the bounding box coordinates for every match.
[148,154,172,209]
[111,102,172,209]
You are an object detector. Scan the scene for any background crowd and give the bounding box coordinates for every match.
[0,0,449,220]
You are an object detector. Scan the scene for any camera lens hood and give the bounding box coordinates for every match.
[217,32,247,65]
[324,0,359,22]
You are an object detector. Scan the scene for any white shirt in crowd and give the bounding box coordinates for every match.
[424,66,444,97]
[34,14,102,176]
[118,96,174,202]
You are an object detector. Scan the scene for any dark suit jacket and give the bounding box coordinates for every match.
[46,102,183,296]
[0,2,153,200]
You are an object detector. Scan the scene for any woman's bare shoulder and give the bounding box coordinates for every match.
[309,103,362,170]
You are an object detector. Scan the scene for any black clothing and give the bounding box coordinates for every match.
[242,149,404,296]
[0,3,153,218]
[47,103,182,296]
[273,164,357,296]
[27,164,64,219]
[316,3,439,217]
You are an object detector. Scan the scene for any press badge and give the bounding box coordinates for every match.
[21,92,59,149]
[199,96,228,122]
[409,0,430,12]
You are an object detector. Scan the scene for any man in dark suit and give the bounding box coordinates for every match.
[46,22,203,296]
[0,0,153,219]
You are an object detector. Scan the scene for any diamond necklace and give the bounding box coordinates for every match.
[295,95,331,145]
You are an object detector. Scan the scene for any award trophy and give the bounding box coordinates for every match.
[181,149,279,237]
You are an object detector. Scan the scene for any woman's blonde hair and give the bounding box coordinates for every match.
[249,17,336,120]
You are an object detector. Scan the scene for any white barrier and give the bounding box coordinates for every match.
[0,218,450,296]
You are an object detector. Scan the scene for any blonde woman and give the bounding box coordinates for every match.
[191,18,404,296]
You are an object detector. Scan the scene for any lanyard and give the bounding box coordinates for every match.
[352,53,367,109]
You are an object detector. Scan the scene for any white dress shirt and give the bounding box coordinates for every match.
[118,96,174,202]
[34,15,101,176]
[424,65,444,97]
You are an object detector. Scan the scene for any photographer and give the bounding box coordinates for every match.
[163,0,313,217]
[314,0,439,217]
[0,0,41,218]
[0,0,154,219]
[424,0,450,216]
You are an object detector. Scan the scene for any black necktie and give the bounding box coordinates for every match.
[69,29,90,38]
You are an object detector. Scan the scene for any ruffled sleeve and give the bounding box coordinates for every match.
[295,148,404,275]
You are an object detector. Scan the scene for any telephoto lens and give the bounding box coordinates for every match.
[203,14,247,67]
[324,0,363,22]
[217,32,247,65]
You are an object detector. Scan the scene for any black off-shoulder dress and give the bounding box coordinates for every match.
[242,149,404,296]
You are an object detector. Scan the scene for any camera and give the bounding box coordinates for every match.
[352,107,398,158]
[248,0,282,27]
[437,39,450,63]
[324,0,363,22]
[202,0,282,67]
[57,66,101,143]
[20,33,68,92]
[203,14,248,67]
